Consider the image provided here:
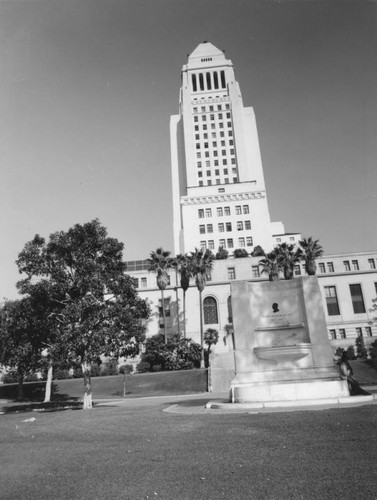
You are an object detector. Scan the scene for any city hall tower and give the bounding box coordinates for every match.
[170,42,297,255]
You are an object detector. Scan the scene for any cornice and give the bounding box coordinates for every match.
[181,191,266,205]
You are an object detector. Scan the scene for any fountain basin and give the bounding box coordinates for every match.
[254,343,311,364]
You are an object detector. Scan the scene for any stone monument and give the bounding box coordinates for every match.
[229,276,349,404]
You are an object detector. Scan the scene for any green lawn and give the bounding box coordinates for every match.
[0,399,376,499]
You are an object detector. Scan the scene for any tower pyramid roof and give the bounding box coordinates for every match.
[189,41,224,59]
[185,41,230,70]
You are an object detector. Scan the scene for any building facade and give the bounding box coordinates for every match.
[127,252,377,355]
[127,43,376,363]
[170,42,300,256]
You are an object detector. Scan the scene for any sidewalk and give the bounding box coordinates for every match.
[1,387,376,415]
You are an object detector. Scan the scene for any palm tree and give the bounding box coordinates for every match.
[275,243,303,280]
[259,252,282,281]
[148,248,172,343]
[190,248,214,368]
[173,253,192,339]
[298,237,324,275]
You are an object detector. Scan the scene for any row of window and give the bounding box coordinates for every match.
[198,178,238,187]
[193,121,232,131]
[191,71,227,92]
[199,221,252,234]
[324,284,367,316]
[318,258,376,273]
[198,205,250,218]
[200,237,253,250]
[328,327,373,340]
[198,167,238,177]
[193,104,230,113]
[194,127,233,138]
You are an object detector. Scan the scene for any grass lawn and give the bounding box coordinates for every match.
[0,399,376,499]
[0,369,208,403]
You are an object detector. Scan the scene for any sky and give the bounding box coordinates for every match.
[1,0,377,300]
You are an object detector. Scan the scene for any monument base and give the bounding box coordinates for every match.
[230,378,349,404]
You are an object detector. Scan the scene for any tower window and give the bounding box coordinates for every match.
[199,73,204,91]
[245,220,251,230]
[246,237,253,246]
[243,205,249,214]
[213,72,219,89]
[224,206,231,216]
[220,70,226,88]
[192,74,197,92]
[206,72,212,90]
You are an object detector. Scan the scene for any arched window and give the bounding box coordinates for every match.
[227,296,233,323]
[203,296,218,324]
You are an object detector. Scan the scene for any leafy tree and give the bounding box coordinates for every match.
[298,237,324,275]
[148,248,172,344]
[215,246,229,260]
[251,245,265,257]
[16,219,150,409]
[275,243,302,280]
[233,248,249,258]
[0,298,46,400]
[190,248,214,368]
[355,335,368,359]
[259,252,282,282]
[173,254,192,339]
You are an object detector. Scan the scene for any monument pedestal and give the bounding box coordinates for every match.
[229,277,350,404]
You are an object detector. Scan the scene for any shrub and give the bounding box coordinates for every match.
[334,347,345,358]
[136,360,151,373]
[119,364,134,374]
[234,248,249,258]
[346,345,357,360]
[1,371,19,384]
[215,247,229,260]
[369,339,377,359]
[251,245,265,257]
[100,359,119,377]
[355,336,368,359]
[53,369,71,380]
[141,333,201,372]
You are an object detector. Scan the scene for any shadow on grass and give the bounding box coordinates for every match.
[0,381,80,404]
[0,401,83,414]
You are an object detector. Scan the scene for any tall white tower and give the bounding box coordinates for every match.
[170,42,294,256]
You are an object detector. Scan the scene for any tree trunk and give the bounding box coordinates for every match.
[17,371,24,401]
[306,259,316,275]
[82,361,92,409]
[284,267,293,280]
[183,290,187,339]
[161,289,167,344]
[175,282,180,339]
[199,290,205,369]
[44,361,53,403]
